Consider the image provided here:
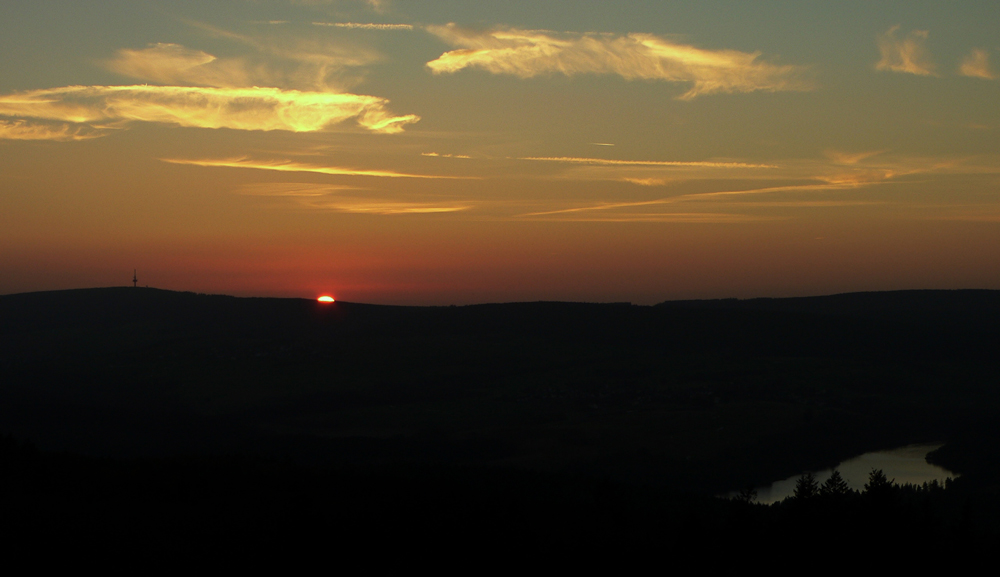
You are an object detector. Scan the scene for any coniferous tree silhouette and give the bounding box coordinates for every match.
[820,470,851,497]
[864,469,894,494]
[793,472,819,499]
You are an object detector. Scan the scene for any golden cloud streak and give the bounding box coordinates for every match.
[313,22,413,30]
[524,213,774,223]
[687,182,865,199]
[622,177,667,186]
[959,49,996,80]
[876,26,936,76]
[0,119,104,141]
[520,156,777,169]
[824,149,886,165]
[106,43,253,88]
[521,180,880,218]
[523,199,676,217]
[426,24,812,99]
[306,201,471,214]
[422,152,471,158]
[162,157,467,179]
[238,182,470,215]
[238,182,360,196]
[0,85,418,133]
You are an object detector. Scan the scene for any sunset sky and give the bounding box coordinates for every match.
[2,1,998,304]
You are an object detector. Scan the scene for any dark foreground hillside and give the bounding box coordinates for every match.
[3,287,1000,560]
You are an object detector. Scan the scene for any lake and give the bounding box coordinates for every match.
[734,443,958,504]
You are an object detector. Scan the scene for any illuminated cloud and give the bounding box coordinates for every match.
[106,43,253,88]
[182,21,381,91]
[622,177,666,186]
[522,208,770,223]
[162,157,462,179]
[519,156,777,169]
[959,49,996,80]
[0,119,104,141]
[523,199,674,217]
[306,200,471,214]
[823,149,886,165]
[426,24,812,99]
[239,182,471,215]
[313,22,413,30]
[876,26,935,76]
[238,182,360,196]
[421,152,471,158]
[0,85,419,133]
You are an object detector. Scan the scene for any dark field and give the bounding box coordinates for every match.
[4,288,1000,560]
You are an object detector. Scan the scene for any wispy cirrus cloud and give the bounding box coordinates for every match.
[508,150,1000,224]
[182,21,381,91]
[238,182,471,215]
[239,182,360,197]
[0,119,105,141]
[622,177,667,186]
[106,43,255,88]
[425,24,812,99]
[959,48,996,80]
[515,155,780,189]
[0,85,419,134]
[876,26,936,76]
[522,210,773,223]
[421,152,471,159]
[306,199,471,214]
[313,22,413,30]
[162,157,465,179]
[519,156,777,169]
[823,149,886,165]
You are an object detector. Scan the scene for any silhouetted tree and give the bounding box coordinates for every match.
[733,487,757,503]
[820,470,851,497]
[864,468,894,494]
[794,472,819,499]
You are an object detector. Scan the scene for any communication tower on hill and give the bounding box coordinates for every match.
[133,270,138,288]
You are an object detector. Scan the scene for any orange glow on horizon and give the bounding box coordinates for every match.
[317,295,335,303]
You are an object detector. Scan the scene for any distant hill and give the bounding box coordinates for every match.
[659,289,1000,324]
[3,287,1000,493]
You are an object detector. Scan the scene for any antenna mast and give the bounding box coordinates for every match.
[133,269,138,288]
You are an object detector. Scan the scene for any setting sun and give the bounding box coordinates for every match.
[317,295,335,303]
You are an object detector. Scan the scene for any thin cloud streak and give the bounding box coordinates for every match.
[313,22,413,30]
[524,213,776,223]
[824,149,886,165]
[523,198,678,217]
[622,177,666,186]
[183,20,382,91]
[238,181,471,215]
[876,26,936,76]
[520,180,888,218]
[106,43,254,88]
[959,48,996,80]
[0,119,105,141]
[238,182,360,196]
[161,157,469,179]
[519,156,777,169]
[426,24,812,99]
[305,200,471,214]
[422,152,471,158]
[0,85,419,134]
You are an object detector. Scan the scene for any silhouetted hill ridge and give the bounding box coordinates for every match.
[658,289,1000,323]
[3,286,1000,494]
